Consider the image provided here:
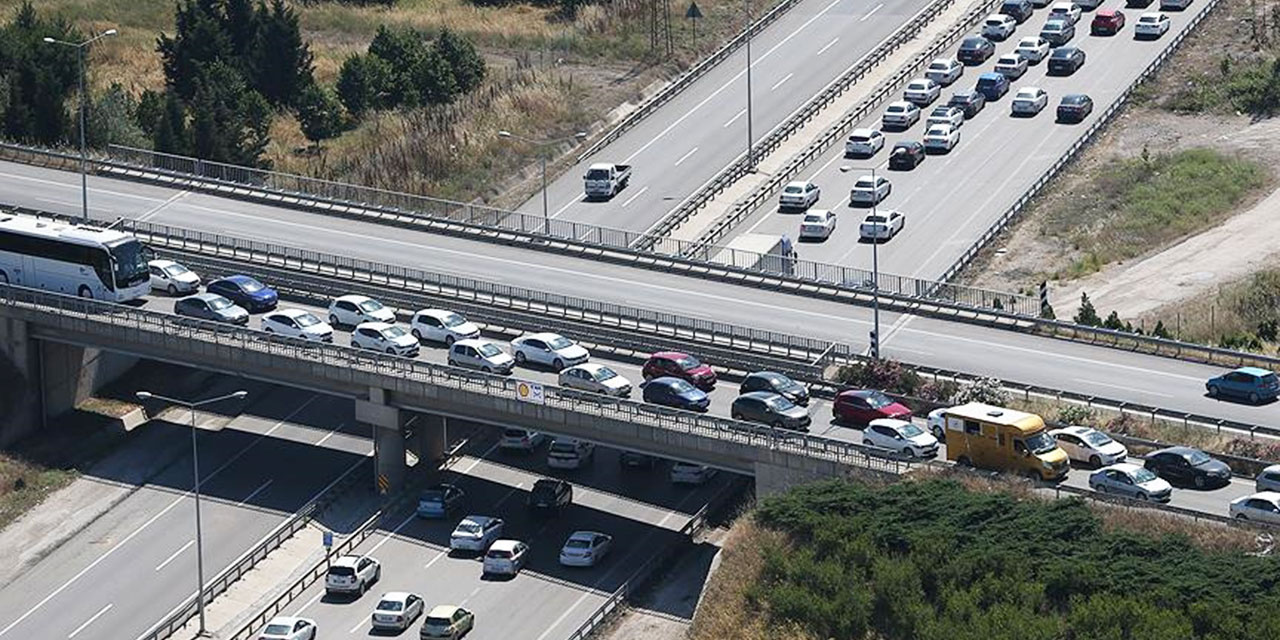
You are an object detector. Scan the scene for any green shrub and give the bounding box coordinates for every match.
[1056,405,1095,426]
[948,377,1010,406]
[835,360,921,395]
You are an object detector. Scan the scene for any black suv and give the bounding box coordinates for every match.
[1047,47,1087,76]
[957,36,996,64]
[888,141,926,170]
[528,478,573,511]
[947,90,987,118]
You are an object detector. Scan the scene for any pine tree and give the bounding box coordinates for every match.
[434,28,485,94]
[1074,292,1102,326]
[1103,310,1125,331]
[413,47,457,106]
[157,0,234,101]
[225,0,260,64]
[336,54,388,116]
[369,26,426,107]
[153,91,189,155]
[186,62,271,167]
[295,82,344,145]
[250,0,313,107]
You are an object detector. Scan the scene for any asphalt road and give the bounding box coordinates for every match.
[524,0,935,236]
[1,162,1278,433]
[730,0,1213,279]
[0,389,372,640]
[272,445,735,640]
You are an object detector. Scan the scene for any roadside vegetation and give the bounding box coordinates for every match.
[691,478,1271,640]
[0,454,75,531]
[1137,265,1280,352]
[0,0,773,203]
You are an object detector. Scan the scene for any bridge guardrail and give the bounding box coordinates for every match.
[936,0,1225,283]
[683,0,1001,252]
[575,0,804,163]
[637,0,963,248]
[137,457,369,640]
[0,283,909,476]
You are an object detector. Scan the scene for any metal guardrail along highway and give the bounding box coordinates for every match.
[574,0,804,163]
[636,0,962,248]
[0,142,1037,317]
[684,0,1002,252]
[936,0,1225,283]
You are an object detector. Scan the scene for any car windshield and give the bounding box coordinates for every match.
[585,168,609,180]
[478,343,503,357]
[107,239,151,288]
[676,355,702,370]
[425,617,451,627]
[238,279,264,293]
[865,215,887,223]
[565,538,592,549]
[208,297,233,311]
[264,624,292,634]
[358,299,384,312]
[1026,431,1059,455]
[550,442,578,453]
[784,186,803,194]
[456,522,482,534]
[856,179,875,189]
[1187,450,1212,465]
[1132,468,1159,484]
[442,312,467,327]
[486,549,512,559]
[669,379,696,393]
[765,395,796,411]
[804,214,825,223]
[420,490,444,502]
[594,367,617,381]
[383,325,407,338]
[899,423,925,437]
[295,313,321,327]
[162,263,189,277]
[865,391,892,408]
[851,135,870,142]
[1083,431,1113,447]
[328,566,355,577]
[378,600,404,612]
[547,336,573,349]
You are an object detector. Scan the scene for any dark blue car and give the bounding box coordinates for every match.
[1207,367,1280,404]
[643,376,710,412]
[206,275,278,312]
[975,72,1010,101]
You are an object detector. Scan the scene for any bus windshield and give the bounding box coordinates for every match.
[108,240,150,289]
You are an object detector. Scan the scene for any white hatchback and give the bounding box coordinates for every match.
[450,515,505,552]
[994,53,1029,79]
[148,259,201,295]
[559,531,613,567]
[512,332,590,370]
[1050,425,1127,466]
[862,418,939,458]
[448,338,515,374]
[324,554,380,596]
[559,363,633,397]
[778,180,821,209]
[1049,1,1082,24]
[370,592,424,632]
[982,13,1017,40]
[483,539,530,576]
[1015,36,1050,63]
[410,308,480,345]
[261,308,333,342]
[351,322,419,357]
[258,616,316,640]
[844,129,885,157]
[548,438,596,470]
[328,294,395,327]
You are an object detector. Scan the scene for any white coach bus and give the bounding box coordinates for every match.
[0,214,152,302]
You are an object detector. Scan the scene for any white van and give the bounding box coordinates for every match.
[547,438,595,470]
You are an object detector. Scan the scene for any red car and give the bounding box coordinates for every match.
[832,389,912,424]
[1090,9,1125,35]
[642,352,717,390]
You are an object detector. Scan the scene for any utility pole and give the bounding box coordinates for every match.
[43,29,118,224]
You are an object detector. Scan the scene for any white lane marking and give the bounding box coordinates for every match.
[67,604,112,639]
[817,37,840,55]
[1073,378,1174,398]
[423,550,447,570]
[137,190,190,222]
[550,196,582,219]
[770,73,795,91]
[618,0,846,165]
[673,147,699,167]
[348,614,368,634]
[153,540,195,572]
[620,186,649,208]
[0,394,321,638]
[491,482,525,510]
[172,202,1206,386]
[237,478,274,506]
[0,171,164,204]
[314,422,344,447]
[722,108,747,128]
[861,2,884,20]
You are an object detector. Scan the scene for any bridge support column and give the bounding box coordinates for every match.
[408,414,448,467]
[357,388,406,495]
[0,316,39,446]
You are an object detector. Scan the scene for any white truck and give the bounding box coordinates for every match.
[583,163,632,200]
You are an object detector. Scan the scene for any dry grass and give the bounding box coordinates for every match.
[688,517,814,640]
[1093,502,1260,554]
[0,453,76,531]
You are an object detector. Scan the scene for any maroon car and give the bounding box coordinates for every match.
[642,352,717,390]
[832,389,912,424]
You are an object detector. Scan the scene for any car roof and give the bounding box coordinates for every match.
[1101,462,1144,474]
[271,308,312,318]
[428,605,463,618]
[1097,8,1118,15]
[1233,366,1275,377]
[1051,425,1093,436]
[1051,1,1075,7]
[650,351,691,360]
[149,258,178,268]
[908,78,932,85]
[1063,93,1089,101]
[187,292,225,303]
[997,53,1021,61]
[1247,491,1280,502]
[489,539,521,552]
[850,127,877,136]
[962,35,989,43]
[219,274,256,285]
[893,140,923,149]
[332,555,363,567]
[459,515,497,525]
[747,371,787,381]
[784,180,812,188]
[453,338,500,349]
[355,321,395,331]
[268,616,306,625]
[380,591,414,601]
[868,418,914,429]
[650,376,693,388]
[335,294,373,304]
[518,331,566,342]
[1151,446,1200,457]
[568,362,607,372]
[887,100,914,109]
[738,390,782,401]
[416,308,458,318]
[1140,11,1163,17]
[568,530,607,541]
[534,477,565,487]
[978,71,1005,80]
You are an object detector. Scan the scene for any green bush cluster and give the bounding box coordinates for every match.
[336,26,486,117]
[751,479,1280,640]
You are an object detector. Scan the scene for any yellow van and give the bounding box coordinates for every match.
[941,402,1070,481]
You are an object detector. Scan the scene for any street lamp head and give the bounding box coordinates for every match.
[574,131,588,139]
[103,29,118,36]
[497,130,513,138]
[230,390,248,400]
[42,36,55,43]
[135,391,153,401]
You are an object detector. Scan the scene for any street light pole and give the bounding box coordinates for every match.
[44,29,117,224]
[870,166,881,360]
[497,129,587,235]
[135,389,248,638]
[744,2,755,172]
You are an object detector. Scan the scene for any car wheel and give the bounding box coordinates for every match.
[1194,475,1206,489]
[386,347,396,355]
[731,410,744,420]
[515,351,527,364]
[167,284,178,296]
[264,327,273,333]
[445,335,456,346]
[1250,392,1261,404]
[1208,385,1220,397]
[412,328,422,340]
[1237,513,1249,521]
[375,566,381,583]
[77,285,92,299]
[553,358,565,370]
[328,314,339,326]
[1089,455,1101,468]
[772,420,785,430]
[930,425,944,440]
[0,271,7,284]
[1136,492,1148,501]
[956,456,972,467]
[482,366,492,373]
